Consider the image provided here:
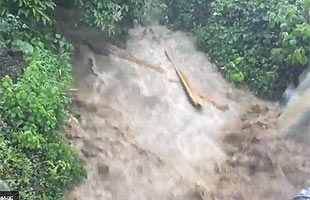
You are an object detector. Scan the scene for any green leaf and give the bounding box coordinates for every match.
[289,38,297,46]
[230,72,245,83]
[55,33,61,39]
[293,48,308,65]
[280,22,288,30]
[12,40,34,54]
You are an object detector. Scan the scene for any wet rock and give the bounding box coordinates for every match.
[225,89,243,102]
[83,39,111,56]
[248,104,269,114]
[65,131,82,140]
[81,148,97,158]
[98,164,110,180]
[254,121,270,130]
[216,104,230,112]
[185,190,204,200]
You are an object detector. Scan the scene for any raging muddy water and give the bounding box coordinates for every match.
[59,15,310,200]
[279,68,310,144]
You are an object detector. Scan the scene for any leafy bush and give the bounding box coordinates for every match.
[73,0,165,36]
[0,134,34,199]
[0,0,56,25]
[1,0,162,199]
[269,0,310,67]
[0,41,85,199]
[73,0,129,36]
[0,14,26,35]
[0,14,28,46]
[162,0,210,30]
[163,0,309,100]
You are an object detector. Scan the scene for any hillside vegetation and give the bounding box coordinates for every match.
[162,0,310,100]
[0,0,150,199]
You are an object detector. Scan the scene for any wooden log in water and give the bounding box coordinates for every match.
[165,50,229,111]
[109,48,165,73]
[165,51,204,108]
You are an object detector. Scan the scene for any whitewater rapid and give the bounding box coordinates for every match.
[56,9,309,199]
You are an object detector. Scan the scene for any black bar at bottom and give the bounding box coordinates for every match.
[0,191,19,200]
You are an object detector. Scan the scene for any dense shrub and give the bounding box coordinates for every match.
[269,0,310,67]
[163,0,309,100]
[72,0,165,36]
[0,1,92,198]
[0,14,28,46]
[0,41,85,199]
[162,0,210,30]
[72,0,130,36]
[1,0,160,199]
[0,0,56,25]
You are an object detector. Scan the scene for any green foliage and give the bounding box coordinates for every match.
[0,0,160,199]
[0,14,28,45]
[74,0,129,36]
[269,0,310,66]
[0,0,56,25]
[15,130,45,150]
[200,0,281,97]
[162,0,210,30]
[0,41,85,199]
[73,0,163,36]
[163,0,310,100]
[0,135,35,199]
[1,41,71,133]
[0,14,27,35]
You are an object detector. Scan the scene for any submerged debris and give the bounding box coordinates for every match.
[109,47,165,73]
[165,50,229,111]
[165,50,204,108]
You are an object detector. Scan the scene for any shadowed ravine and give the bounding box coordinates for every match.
[56,11,310,200]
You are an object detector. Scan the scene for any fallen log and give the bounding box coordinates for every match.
[165,51,204,108]
[109,47,165,73]
[81,37,164,73]
[165,50,229,111]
